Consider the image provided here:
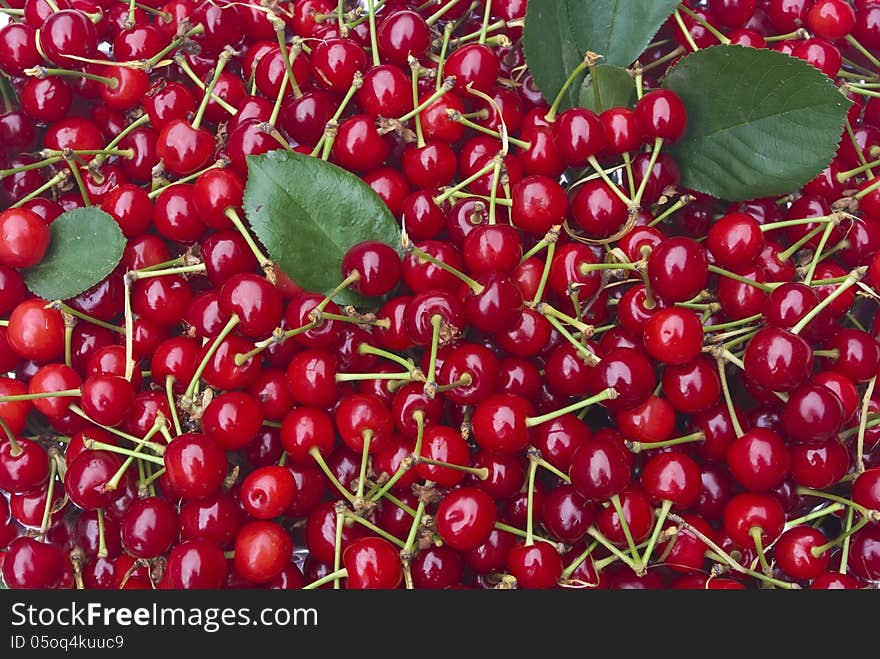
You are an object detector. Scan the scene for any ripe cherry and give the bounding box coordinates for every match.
[434,487,497,551]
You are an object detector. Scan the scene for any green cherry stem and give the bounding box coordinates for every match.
[425,0,463,25]
[856,375,877,473]
[96,508,108,558]
[174,53,238,116]
[610,492,643,573]
[435,22,455,91]
[524,448,540,546]
[182,314,240,401]
[678,4,730,45]
[627,430,705,454]
[309,446,355,505]
[333,501,345,590]
[165,376,182,437]
[667,513,799,589]
[38,457,59,537]
[784,502,845,529]
[647,194,695,228]
[790,267,867,335]
[716,357,745,438]
[544,51,602,123]
[541,313,602,367]
[586,525,640,572]
[707,264,772,292]
[811,517,871,558]
[525,388,618,428]
[190,47,233,131]
[838,506,855,575]
[223,208,271,270]
[640,499,673,568]
[358,343,417,372]
[530,240,556,305]
[802,221,836,285]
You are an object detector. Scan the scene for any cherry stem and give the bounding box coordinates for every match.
[370,412,423,504]
[148,161,225,199]
[586,156,633,205]
[639,499,672,568]
[25,66,118,89]
[526,387,618,428]
[561,541,599,581]
[313,73,363,159]
[65,156,92,206]
[586,525,640,572]
[84,439,164,465]
[10,170,69,209]
[672,9,700,52]
[447,111,531,149]
[846,34,880,71]
[303,567,348,590]
[309,447,355,505]
[409,59,426,148]
[760,214,839,232]
[0,156,63,180]
[535,302,595,337]
[791,267,866,335]
[336,371,413,383]
[346,509,407,549]
[716,357,744,437]
[425,0,463,25]
[364,0,380,67]
[678,4,730,45]
[703,313,763,333]
[541,313,602,367]
[192,47,233,130]
[708,264,772,292]
[95,508,108,558]
[838,506,855,575]
[128,263,205,281]
[531,241,556,305]
[0,389,80,403]
[628,430,705,454]
[434,157,498,205]
[424,314,443,394]
[69,406,164,454]
[795,487,877,519]
[856,375,877,474]
[749,527,773,576]
[536,458,570,484]
[223,207,271,269]
[435,22,455,91]
[353,430,373,503]
[632,137,664,208]
[610,493,644,573]
[785,503,846,529]
[332,502,345,590]
[173,53,238,116]
[811,517,870,558]
[0,417,21,456]
[802,221,836,285]
[37,457,59,537]
[647,194,694,227]
[234,321,317,366]
[544,52,600,123]
[358,343,417,372]
[524,449,540,546]
[182,314,240,401]
[165,376,182,437]
[105,418,163,491]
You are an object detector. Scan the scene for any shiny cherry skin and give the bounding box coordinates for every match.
[743,327,814,392]
[434,487,497,551]
[234,521,293,584]
[774,526,830,581]
[343,537,402,589]
[507,541,563,590]
[163,433,227,501]
[120,496,178,558]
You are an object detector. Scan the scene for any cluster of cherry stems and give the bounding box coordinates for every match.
[0,0,879,589]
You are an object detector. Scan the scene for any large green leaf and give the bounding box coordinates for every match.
[664,45,851,201]
[24,208,126,301]
[243,150,401,306]
[578,65,635,113]
[523,0,679,109]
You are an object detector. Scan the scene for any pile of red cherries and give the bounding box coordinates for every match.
[1,0,880,590]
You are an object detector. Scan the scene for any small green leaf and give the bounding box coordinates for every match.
[523,0,679,110]
[24,208,126,301]
[578,65,635,113]
[664,45,851,202]
[243,150,401,307]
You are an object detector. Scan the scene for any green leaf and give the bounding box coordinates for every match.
[243,150,401,307]
[664,45,851,202]
[24,208,126,301]
[578,65,635,113]
[523,0,679,109]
